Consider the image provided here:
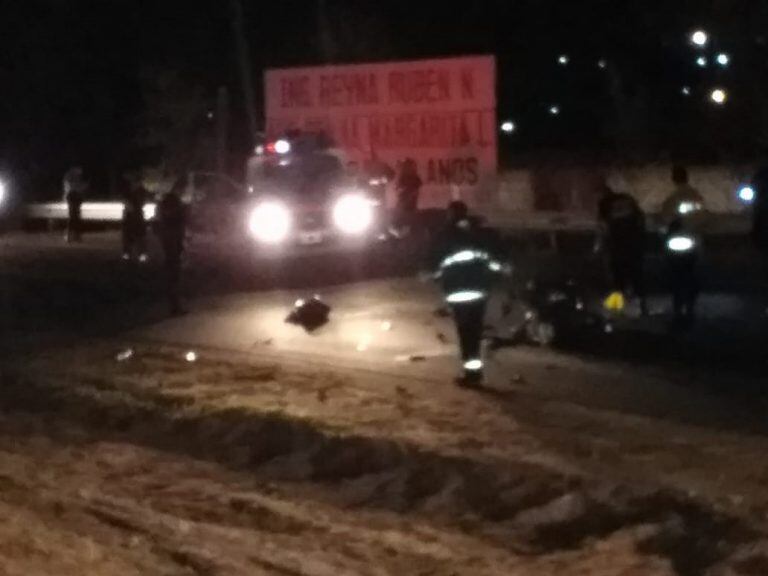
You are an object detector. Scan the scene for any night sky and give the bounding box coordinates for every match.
[3,1,767,198]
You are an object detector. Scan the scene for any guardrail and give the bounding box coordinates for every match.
[25,202,157,222]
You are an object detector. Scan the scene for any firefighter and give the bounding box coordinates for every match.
[429,201,506,387]
[596,182,648,315]
[661,166,706,327]
[156,188,187,315]
[665,218,699,327]
[62,166,88,243]
[121,174,149,262]
[391,158,422,237]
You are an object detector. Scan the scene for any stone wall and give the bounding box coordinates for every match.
[494,164,756,215]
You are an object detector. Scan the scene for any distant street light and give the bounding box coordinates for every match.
[696,56,708,68]
[710,88,728,105]
[549,105,561,116]
[716,53,730,66]
[500,120,516,134]
[682,86,692,96]
[597,58,607,69]
[738,185,755,204]
[691,30,709,47]
[558,54,569,66]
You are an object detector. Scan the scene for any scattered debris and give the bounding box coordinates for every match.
[286,296,330,332]
[380,321,392,332]
[115,348,134,362]
[316,389,328,403]
[511,373,526,385]
[436,332,450,344]
[185,351,198,363]
[409,355,427,362]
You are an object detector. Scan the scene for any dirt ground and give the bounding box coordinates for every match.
[2,342,768,575]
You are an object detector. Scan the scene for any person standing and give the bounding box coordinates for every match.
[429,201,506,387]
[121,174,149,262]
[660,165,706,327]
[62,166,88,243]
[392,158,422,237]
[156,188,187,315]
[596,182,648,315]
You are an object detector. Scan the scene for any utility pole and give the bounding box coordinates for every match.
[230,0,257,143]
[215,86,230,179]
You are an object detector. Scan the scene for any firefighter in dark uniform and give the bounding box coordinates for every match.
[429,201,506,387]
[156,188,187,315]
[596,182,648,315]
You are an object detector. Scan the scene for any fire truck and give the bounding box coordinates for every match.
[244,132,384,248]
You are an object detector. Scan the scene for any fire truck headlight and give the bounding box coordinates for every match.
[333,194,374,235]
[248,201,291,243]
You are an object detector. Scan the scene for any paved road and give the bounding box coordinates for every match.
[1,230,766,396]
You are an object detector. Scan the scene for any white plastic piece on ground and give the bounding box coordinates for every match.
[185,351,198,363]
[380,321,392,331]
[667,236,696,252]
[446,290,486,304]
[115,348,134,362]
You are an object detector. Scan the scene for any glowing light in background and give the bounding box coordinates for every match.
[696,56,708,68]
[558,54,570,66]
[691,30,709,47]
[710,88,727,105]
[738,185,755,204]
[549,105,561,116]
[500,120,516,133]
[716,53,730,66]
[682,86,692,96]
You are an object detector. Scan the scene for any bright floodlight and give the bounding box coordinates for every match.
[738,185,755,203]
[549,105,560,115]
[558,54,569,66]
[710,88,727,104]
[691,30,708,47]
[333,194,374,235]
[274,139,291,154]
[716,53,730,66]
[500,120,516,133]
[696,56,708,68]
[248,201,291,243]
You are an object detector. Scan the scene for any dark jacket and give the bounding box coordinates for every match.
[429,217,504,297]
[157,192,187,256]
[597,191,646,256]
[123,185,148,224]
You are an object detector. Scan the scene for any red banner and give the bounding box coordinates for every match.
[264,56,497,208]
